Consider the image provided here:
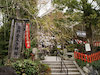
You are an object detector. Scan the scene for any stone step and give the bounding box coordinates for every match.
[45,63,75,66]
[43,62,74,65]
[49,65,76,68]
[45,63,74,65]
[51,72,81,75]
[51,68,79,72]
[42,60,73,63]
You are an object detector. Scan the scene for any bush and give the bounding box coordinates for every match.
[11,59,51,75]
[75,59,87,68]
[0,22,11,60]
[31,38,37,48]
[76,44,86,53]
[39,64,51,75]
[67,44,75,52]
[76,59,100,74]
[91,60,100,70]
[24,48,32,59]
[50,46,57,56]
[0,60,3,66]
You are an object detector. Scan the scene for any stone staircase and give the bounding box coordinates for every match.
[42,56,82,75]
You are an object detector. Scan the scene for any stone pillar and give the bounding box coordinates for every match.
[32,48,38,59]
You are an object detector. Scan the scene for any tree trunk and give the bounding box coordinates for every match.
[86,24,93,51]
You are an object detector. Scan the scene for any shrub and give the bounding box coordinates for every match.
[76,59,100,74]
[75,59,87,68]
[67,44,75,52]
[11,59,39,75]
[24,48,32,59]
[39,64,51,74]
[91,60,100,70]
[11,59,51,75]
[76,44,86,53]
[0,22,11,60]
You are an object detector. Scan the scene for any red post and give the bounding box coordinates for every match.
[84,54,86,62]
[91,54,93,62]
[87,55,89,63]
[81,53,83,61]
[95,53,97,61]
[94,53,96,61]
[79,53,80,59]
[89,55,92,63]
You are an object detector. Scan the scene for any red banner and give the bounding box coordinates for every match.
[25,23,31,49]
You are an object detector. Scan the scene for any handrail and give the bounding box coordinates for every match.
[56,50,68,75]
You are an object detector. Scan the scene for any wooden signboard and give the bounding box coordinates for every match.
[76,31,86,38]
[85,43,91,51]
[11,21,24,58]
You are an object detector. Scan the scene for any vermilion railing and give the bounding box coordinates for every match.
[74,51,100,63]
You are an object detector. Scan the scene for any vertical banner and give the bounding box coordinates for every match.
[25,23,31,49]
[11,21,23,58]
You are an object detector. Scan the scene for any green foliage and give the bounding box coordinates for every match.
[24,38,37,59]
[11,59,51,75]
[76,59,100,74]
[0,0,37,19]
[67,44,75,52]
[75,44,86,53]
[39,64,51,74]
[0,59,4,66]
[31,38,37,48]
[53,0,100,44]
[91,60,100,70]
[50,46,57,56]
[24,48,32,59]
[0,22,11,59]
[75,59,87,68]
[53,0,80,10]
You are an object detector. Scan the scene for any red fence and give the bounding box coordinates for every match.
[93,42,100,47]
[74,51,100,63]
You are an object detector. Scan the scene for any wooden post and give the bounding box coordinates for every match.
[8,19,15,59]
